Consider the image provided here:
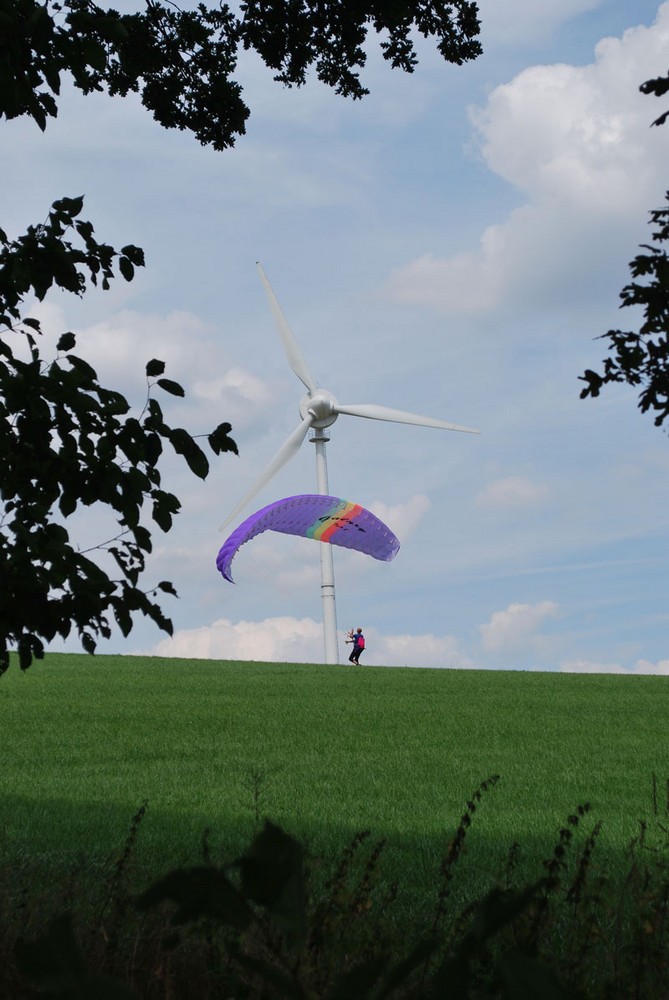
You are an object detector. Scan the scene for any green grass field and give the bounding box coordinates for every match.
[1,654,668,919]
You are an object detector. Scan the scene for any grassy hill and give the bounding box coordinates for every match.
[2,653,666,920]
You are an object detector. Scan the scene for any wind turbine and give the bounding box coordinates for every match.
[221,263,479,664]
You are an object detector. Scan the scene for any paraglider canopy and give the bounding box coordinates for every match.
[217,494,400,583]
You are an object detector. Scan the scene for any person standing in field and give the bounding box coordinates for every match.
[346,627,365,664]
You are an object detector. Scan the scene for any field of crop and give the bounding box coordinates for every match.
[1,653,668,920]
[2,652,669,998]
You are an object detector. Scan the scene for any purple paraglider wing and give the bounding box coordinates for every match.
[216,494,400,583]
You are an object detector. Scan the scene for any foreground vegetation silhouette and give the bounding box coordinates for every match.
[581,70,669,430]
[5,776,669,999]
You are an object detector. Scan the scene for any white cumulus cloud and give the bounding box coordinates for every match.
[560,658,626,673]
[369,493,431,538]
[475,476,550,508]
[561,658,669,674]
[143,616,475,669]
[371,629,475,668]
[147,616,324,662]
[25,302,276,433]
[193,367,268,406]
[631,659,669,674]
[479,601,560,655]
[73,309,214,383]
[387,3,669,315]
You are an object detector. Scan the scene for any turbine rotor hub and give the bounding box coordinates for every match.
[300,389,339,428]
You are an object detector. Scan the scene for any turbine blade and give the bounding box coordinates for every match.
[256,262,317,394]
[335,402,480,434]
[219,414,314,532]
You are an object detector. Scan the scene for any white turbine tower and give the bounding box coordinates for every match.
[221,263,479,664]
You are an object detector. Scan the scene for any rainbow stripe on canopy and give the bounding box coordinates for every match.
[217,494,400,583]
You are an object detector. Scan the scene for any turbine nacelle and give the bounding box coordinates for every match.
[300,389,338,429]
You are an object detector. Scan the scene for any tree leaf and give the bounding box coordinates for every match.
[146,359,166,377]
[57,331,77,352]
[168,428,209,479]
[118,256,134,282]
[208,421,238,455]
[157,378,185,397]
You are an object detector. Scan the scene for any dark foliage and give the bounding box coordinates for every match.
[0,197,237,672]
[580,74,669,428]
[641,70,669,128]
[580,193,669,427]
[0,0,482,150]
[9,777,669,999]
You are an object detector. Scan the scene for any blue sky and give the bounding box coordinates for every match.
[5,0,669,671]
